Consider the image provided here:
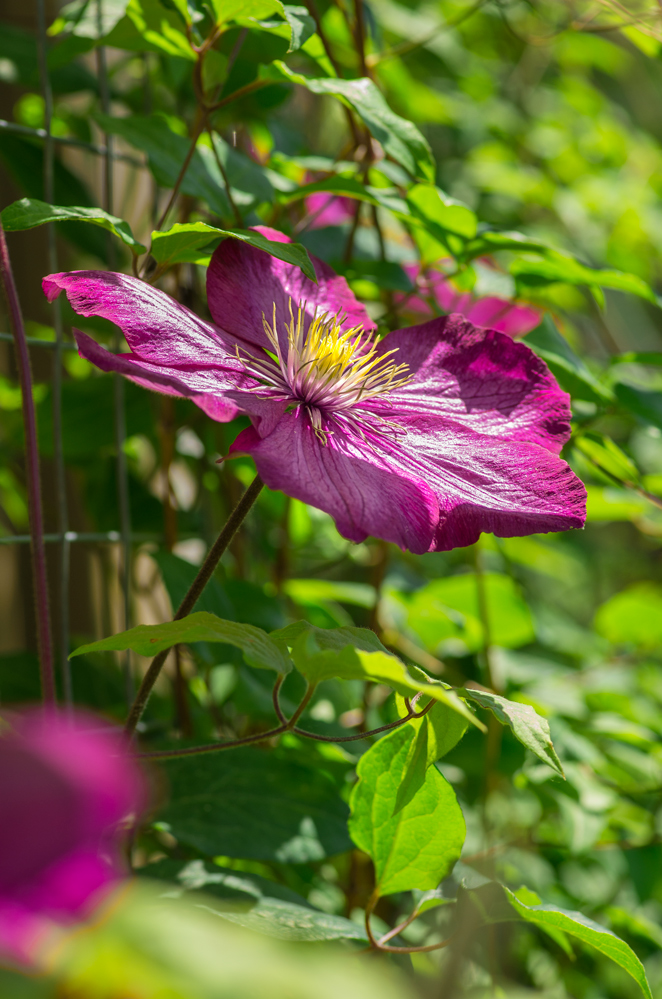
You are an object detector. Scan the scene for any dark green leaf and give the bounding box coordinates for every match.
[270,63,435,181]
[525,316,613,403]
[142,858,367,941]
[283,5,315,51]
[157,748,352,861]
[0,198,145,252]
[94,114,229,217]
[614,382,662,432]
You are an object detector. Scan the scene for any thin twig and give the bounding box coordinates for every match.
[207,127,243,226]
[293,696,433,743]
[364,890,455,953]
[0,222,55,705]
[124,475,264,739]
[154,109,208,232]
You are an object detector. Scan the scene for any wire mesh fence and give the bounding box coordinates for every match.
[1,0,134,704]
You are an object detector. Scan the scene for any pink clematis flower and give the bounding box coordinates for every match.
[43,226,585,553]
[400,263,541,338]
[0,710,146,965]
[304,191,356,229]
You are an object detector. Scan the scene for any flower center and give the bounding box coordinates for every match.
[239,302,410,441]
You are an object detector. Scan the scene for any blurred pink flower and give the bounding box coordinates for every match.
[401,264,541,337]
[0,710,146,965]
[304,191,356,229]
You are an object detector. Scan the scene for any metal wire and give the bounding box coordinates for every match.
[0,532,161,546]
[0,119,142,166]
[96,0,134,706]
[0,331,76,350]
[1,5,138,702]
[36,0,71,705]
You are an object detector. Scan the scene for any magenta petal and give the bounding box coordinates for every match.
[0,709,146,964]
[380,315,572,455]
[206,225,375,353]
[43,270,240,369]
[73,329,244,424]
[230,411,439,553]
[362,410,586,551]
[305,192,355,228]
[464,296,541,337]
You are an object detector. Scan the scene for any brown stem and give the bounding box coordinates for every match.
[207,78,271,113]
[124,475,264,738]
[272,673,288,725]
[353,0,370,78]
[137,722,288,759]
[292,696,433,743]
[365,890,455,953]
[343,199,362,263]
[0,221,55,704]
[207,126,243,226]
[155,109,208,232]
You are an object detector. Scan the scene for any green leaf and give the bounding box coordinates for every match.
[150,222,316,282]
[614,382,662,432]
[459,688,564,777]
[511,253,659,305]
[525,316,613,403]
[405,573,535,654]
[49,0,129,39]
[269,63,435,181]
[393,699,469,812]
[0,198,145,253]
[105,0,195,58]
[283,5,315,51]
[594,583,662,650]
[407,183,477,241]
[462,882,652,997]
[142,858,368,942]
[283,579,376,609]
[573,432,641,486]
[349,724,466,896]
[280,175,408,217]
[208,0,285,26]
[70,611,292,673]
[291,635,483,729]
[157,747,352,861]
[585,486,653,523]
[475,884,652,998]
[94,114,229,217]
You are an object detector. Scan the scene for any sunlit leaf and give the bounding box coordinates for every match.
[461,883,652,999]
[392,698,469,812]
[458,688,564,777]
[70,612,292,673]
[349,724,466,896]
[0,198,145,253]
[594,583,662,650]
[291,635,483,729]
[150,222,316,280]
[574,432,641,486]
